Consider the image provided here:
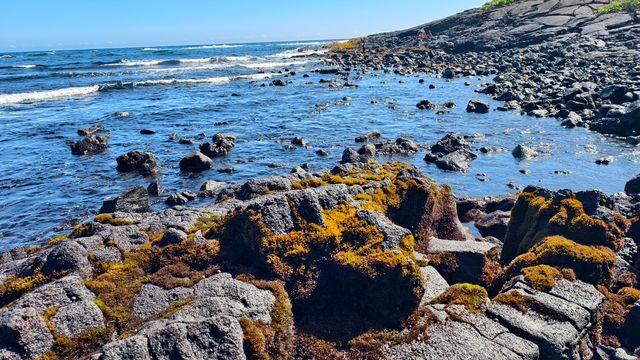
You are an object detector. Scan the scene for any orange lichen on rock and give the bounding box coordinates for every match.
[521,265,562,291]
[502,190,623,265]
[505,235,616,285]
[432,283,488,312]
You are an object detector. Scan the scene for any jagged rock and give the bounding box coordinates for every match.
[69,134,109,155]
[375,138,419,156]
[512,144,539,161]
[0,307,54,359]
[430,133,471,155]
[179,152,213,172]
[386,305,539,360]
[41,240,92,277]
[419,266,449,305]
[435,149,477,172]
[147,180,164,197]
[116,150,161,177]
[199,135,235,158]
[355,131,381,142]
[236,176,292,200]
[159,228,188,246]
[624,173,640,196]
[99,185,150,213]
[466,99,490,113]
[475,210,510,240]
[489,277,604,360]
[77,124,104,136]
[426,238,497,284]
[357,210,412,250]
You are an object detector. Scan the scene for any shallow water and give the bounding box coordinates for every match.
[0,41,638,251]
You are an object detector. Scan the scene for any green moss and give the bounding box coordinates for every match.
[329,39,359,51]
[41,306,109,359]
[159,296,195,318]
[506,235,616,285]
[432,283,488,312]
[94,214,137,226]
[69,223,94,238]
[595,0,640,15]
[521,265,562,291]
[481,0,519,10]
[502,190,623,265]
[291,178,327,190]
[0,271,48,306]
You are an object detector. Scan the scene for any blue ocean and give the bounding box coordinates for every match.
[0,41,637,250]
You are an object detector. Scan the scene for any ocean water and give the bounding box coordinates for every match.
[0,41,638,251]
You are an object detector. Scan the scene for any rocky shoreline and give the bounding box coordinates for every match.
[1,153,640,359]
[2,0,640,359]
[328,0,640,140]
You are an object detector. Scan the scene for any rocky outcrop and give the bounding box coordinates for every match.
[116,150,161,177]
[2,160,639,358]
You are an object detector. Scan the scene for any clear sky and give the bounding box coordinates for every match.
[0,0,486,52]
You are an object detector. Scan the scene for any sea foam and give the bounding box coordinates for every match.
[0,85,100,105]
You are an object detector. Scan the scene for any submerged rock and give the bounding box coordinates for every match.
[179,151,213,172]
[116,150,161,177]
[99,185,150,213]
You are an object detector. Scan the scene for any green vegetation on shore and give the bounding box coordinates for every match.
[594,0,640,16]
[480,0,519,10]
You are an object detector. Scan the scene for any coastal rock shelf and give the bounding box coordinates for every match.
[1,159,640,359]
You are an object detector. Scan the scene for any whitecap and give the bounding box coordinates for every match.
[184,44,243,50]
[0,85,100,105]
[14,65,37,69]
[0,55,13,59]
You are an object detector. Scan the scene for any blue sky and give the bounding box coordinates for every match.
[0,0,485,52]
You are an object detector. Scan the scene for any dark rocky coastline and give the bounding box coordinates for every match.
[2,1,640,359]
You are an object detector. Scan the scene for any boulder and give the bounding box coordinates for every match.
[69,135,109,155]
[475,210,510,240]
[77,124,104,136]
[624,174,640,196]
[199,136,235,158]
[356,210,412,250]
[41,240,91,277]
[179,152,213,172]
[416,100,438,110]
[435,149,477,172]
[426,238,497,284]
[100,185,150,213]
[355,131,381,142]
[430,133,471,155]
[466,99,490,113]
[512,144,539,160]
[0,307,54,359]
[116,150,161,177]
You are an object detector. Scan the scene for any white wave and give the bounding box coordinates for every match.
[104,59,165,67]
[0,85,100,105]
[242,60,311,69]
[0,55,13,59]
[141,47,167,51]
[178,58,214,64]
[269,49,327,59]
[14,65,37,69]
[135,73,274,86]
[279,41,329,46]
[184,44,243,50]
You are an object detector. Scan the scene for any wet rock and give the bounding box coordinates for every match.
[165,191,197,206]
[271,79,287,86]
[625,174,640,196]
[77,124,104,136]
[512,144,539,160]
[315,149,328,156]
[355,131,381,142]
[596,156,614,165]
[435,149,477,172]
[416,99,438,110]
[431,133,471,155]
[475,210,510,240]
[375,138,419,156]
[292,137,310,148]
[442,68,456,79]
[466,99,490,113]
[139,129,156,135]
[147,180,164,197]
[69,134,109,155]
[100,185,150,213]
[199,135,235,158]
[114,111,130,118]
[116,150,161,177]
[179,151,213,172]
